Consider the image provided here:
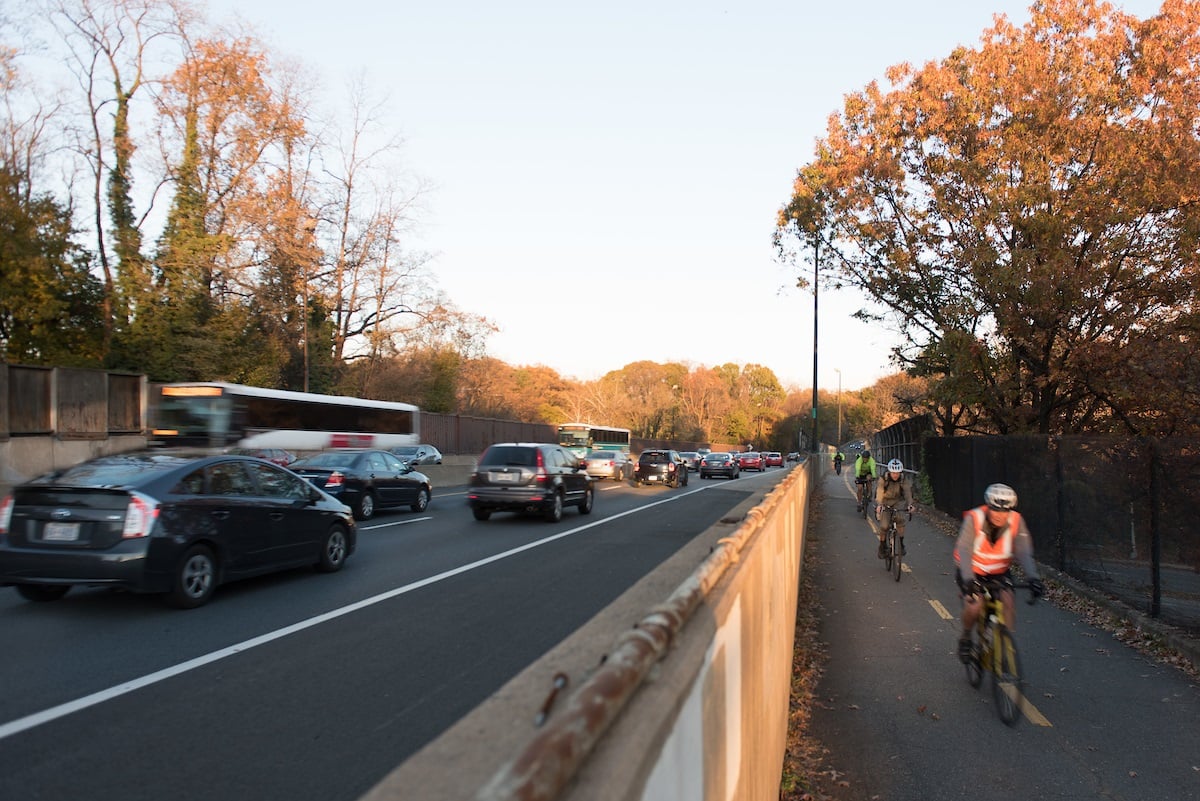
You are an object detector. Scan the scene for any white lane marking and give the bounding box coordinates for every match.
[0,482,719,742]
[360,516,432,531]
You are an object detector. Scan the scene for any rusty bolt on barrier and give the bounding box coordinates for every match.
[534,673,569,727]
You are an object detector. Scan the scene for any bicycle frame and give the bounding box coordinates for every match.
[877,505,909,582]
[856,476,874,517]
[964,579,1035,725]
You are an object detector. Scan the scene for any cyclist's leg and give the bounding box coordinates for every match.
[959,587,983,661]
[877,507,891,556]
[997,586,1016,633]
[894,513,907,555]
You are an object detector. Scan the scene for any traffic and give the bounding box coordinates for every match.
[0,458,791,801]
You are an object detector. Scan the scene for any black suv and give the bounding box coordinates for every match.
[634,449,689,488]
[467,443,594,522]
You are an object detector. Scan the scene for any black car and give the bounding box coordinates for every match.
[288,449,432,520]
[0,452,356,608]
[467,443,594,522]
[634,449,689,488]
[388,444,443,466]
[699,452,740,479]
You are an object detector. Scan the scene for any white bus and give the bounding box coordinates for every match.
[150,382,419,451]
[555,422,632,459]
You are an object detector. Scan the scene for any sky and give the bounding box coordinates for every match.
[202,0,1164,392]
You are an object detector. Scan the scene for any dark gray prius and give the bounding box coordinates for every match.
[0,451,356,608]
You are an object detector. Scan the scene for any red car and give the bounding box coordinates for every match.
[764,452,784,467]
[737,452,765,472]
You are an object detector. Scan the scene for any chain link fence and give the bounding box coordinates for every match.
[923,433,1200,638]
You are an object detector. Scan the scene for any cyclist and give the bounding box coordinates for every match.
[954,483,1045,662]
[854,449,877,512]
[833,450,845,475]
[874,458,914,558]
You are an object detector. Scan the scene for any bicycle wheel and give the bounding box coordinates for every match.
[891,527,902,582]
[991,624,1023,726]
[966,626,985,688]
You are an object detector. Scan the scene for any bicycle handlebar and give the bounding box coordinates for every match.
[972,577,1040,606]
[877,504,914,520]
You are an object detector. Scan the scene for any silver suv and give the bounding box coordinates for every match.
[467,443,595,522]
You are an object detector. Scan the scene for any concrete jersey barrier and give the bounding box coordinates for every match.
[361,460,815,801]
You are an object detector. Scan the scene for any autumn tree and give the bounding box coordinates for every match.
[779,0,1200,436]
[0,32,104,364]
[48,0,191,358]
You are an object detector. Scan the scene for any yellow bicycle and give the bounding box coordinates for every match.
[963,578,1037,725]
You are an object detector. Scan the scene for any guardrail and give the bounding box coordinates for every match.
[361,459,815,800]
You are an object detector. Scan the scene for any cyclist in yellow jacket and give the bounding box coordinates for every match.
[953,484,1045,662]
[853,450,877,512]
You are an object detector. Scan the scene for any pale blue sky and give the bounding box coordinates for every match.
[207,0,1163,390]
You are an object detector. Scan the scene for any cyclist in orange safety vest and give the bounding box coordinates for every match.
[953,483,1044,663]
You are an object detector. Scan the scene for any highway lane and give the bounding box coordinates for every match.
[0,467,789,801]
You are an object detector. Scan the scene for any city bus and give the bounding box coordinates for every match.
[150,382,419,451]
[556,423,632,459]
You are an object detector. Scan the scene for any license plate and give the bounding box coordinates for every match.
[491,471,519,483]
[647,475,660,481]
[43,522,80,541]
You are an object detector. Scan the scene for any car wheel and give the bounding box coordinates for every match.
[167,544,217,609]
[16,584,70,602]
[544,491,564,522]
[355,492,375,520]
[411,487,430,513]
[315,525,350,573]
[578,485,594,515]
[472,507,491,521]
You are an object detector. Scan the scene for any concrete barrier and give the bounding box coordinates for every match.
[416,455,478,488]
[361,460,814,801]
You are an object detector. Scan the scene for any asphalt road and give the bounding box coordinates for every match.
[0,467,787,801]
[806,468,1200,801]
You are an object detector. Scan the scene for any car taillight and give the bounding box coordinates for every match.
[123,493,159,539]
[0,494,12,536]
[325,471,345,489]
[535,449,550,484]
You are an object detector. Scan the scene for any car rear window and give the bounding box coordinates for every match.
[296,452,358,467]
[640,452,669,464]
[479,445,539,468]
[590,451,615,459]
[29,454,189,487]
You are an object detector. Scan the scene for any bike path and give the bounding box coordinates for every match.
[804,468,1200,801]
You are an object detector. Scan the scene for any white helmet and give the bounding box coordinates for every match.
[984,483,1018,510]
[886,458,903,473]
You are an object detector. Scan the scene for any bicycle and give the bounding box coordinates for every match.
[962,577,1038,726]
[877,505,911,582]
[855,476,874,518]
[834,457,843,475]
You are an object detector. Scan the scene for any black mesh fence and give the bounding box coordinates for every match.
[923,434,1200,637]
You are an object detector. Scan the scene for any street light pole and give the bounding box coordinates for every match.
[835,367,842,447]
[810,236,819,453]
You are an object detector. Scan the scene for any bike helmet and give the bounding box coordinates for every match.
[984,483,1018,511]
[887,458,903,473]
[861,450,870,459]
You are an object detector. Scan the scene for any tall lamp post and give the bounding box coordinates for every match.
[810,237,819,453]
[835,367,842,447]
